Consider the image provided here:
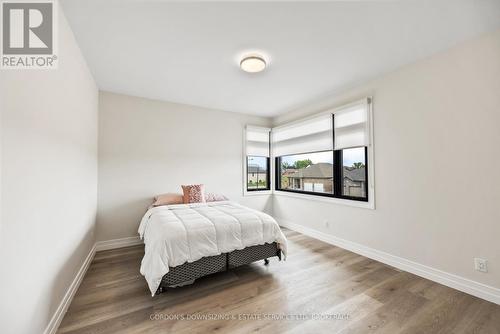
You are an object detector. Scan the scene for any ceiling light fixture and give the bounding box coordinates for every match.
[240,54,267,73]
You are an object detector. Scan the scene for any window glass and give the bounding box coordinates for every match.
[247,156,269,190]
[278,151,333,194]
[342,147,367,198]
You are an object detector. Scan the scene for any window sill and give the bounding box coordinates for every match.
[244,190,272,196]
[273,190,375,209]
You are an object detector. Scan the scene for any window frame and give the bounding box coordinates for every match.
[274,146,368,202]
[275,149,335,198]
[273,97,373,205]
[243,126,272,196]
[246,156,271,192]
[335,146,369,202]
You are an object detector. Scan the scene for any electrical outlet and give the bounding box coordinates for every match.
[474,258,488,273]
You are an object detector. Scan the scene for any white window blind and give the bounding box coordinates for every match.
[272,114,333,157]
[246,126,270,157]
[334,100,369,150]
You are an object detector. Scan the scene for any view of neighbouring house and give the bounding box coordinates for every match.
[286,163,334,193]
[283,162,366,197]
[247,163,268,189]
[342,167,367,197]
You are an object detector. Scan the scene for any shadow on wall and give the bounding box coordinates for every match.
[97,193,274,242]
[96,196,153,242]
[44,224,95,333]
[264,195,272,214]
[240,194,273,216]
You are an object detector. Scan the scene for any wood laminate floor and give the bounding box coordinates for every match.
[58,229,500,334]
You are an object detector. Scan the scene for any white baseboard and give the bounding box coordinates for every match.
[44,236,143,334]
[95,236,142,251]
[44,244,96,334]
[279,219,500,305]
[44,225,499,334]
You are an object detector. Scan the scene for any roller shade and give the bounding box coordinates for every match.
[272,114,333,157]
[334,100,369,150]
[246,126,270,157]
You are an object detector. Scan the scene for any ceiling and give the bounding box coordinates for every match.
[61,0,500,117]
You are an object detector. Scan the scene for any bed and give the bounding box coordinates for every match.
[138,201,288,296]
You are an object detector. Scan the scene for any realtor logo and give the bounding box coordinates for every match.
[1,0,58,69]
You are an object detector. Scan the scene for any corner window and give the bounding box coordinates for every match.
[274,98,371,202]
[245,126,271,192]
[276,148,368,201]
[247,156,270,191]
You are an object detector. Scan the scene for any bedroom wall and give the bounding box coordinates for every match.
[97,92,272,241]
[0,5,98,334]
[272,29,500,292]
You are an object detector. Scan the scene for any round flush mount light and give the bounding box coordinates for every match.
[240,54,267,73]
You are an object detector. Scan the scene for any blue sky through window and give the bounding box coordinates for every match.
[247,156,268,170]
[249,148,365,169]
[280,147,365,168]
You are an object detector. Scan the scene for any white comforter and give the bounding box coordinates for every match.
[138,201,287,295]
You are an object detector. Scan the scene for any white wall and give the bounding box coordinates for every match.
[97,92,272,241]
[0,7,496,334]
[273,29,500,290]
[0,5,98,334]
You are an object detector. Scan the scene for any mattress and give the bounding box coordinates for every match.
[138,201,287,295]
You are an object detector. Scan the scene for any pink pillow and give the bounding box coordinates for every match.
[152,193,184,207]
[205,192,228,202]
[181,184,206,204]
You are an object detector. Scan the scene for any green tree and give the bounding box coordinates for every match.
[281,176,289,188]
[281,161,292,171]
[294,159,312,169]
[353,162,365,169]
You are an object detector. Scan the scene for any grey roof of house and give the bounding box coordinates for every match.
[344,167,366,182]
[248,164,267,173]
[288,163,333,178]
[287,162,365,182]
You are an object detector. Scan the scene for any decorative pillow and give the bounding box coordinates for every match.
[205,192,228,202]
[152,193,184,207]
[181,184,206,204]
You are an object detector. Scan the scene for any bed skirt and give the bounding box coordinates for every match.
[156,242,281,294]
